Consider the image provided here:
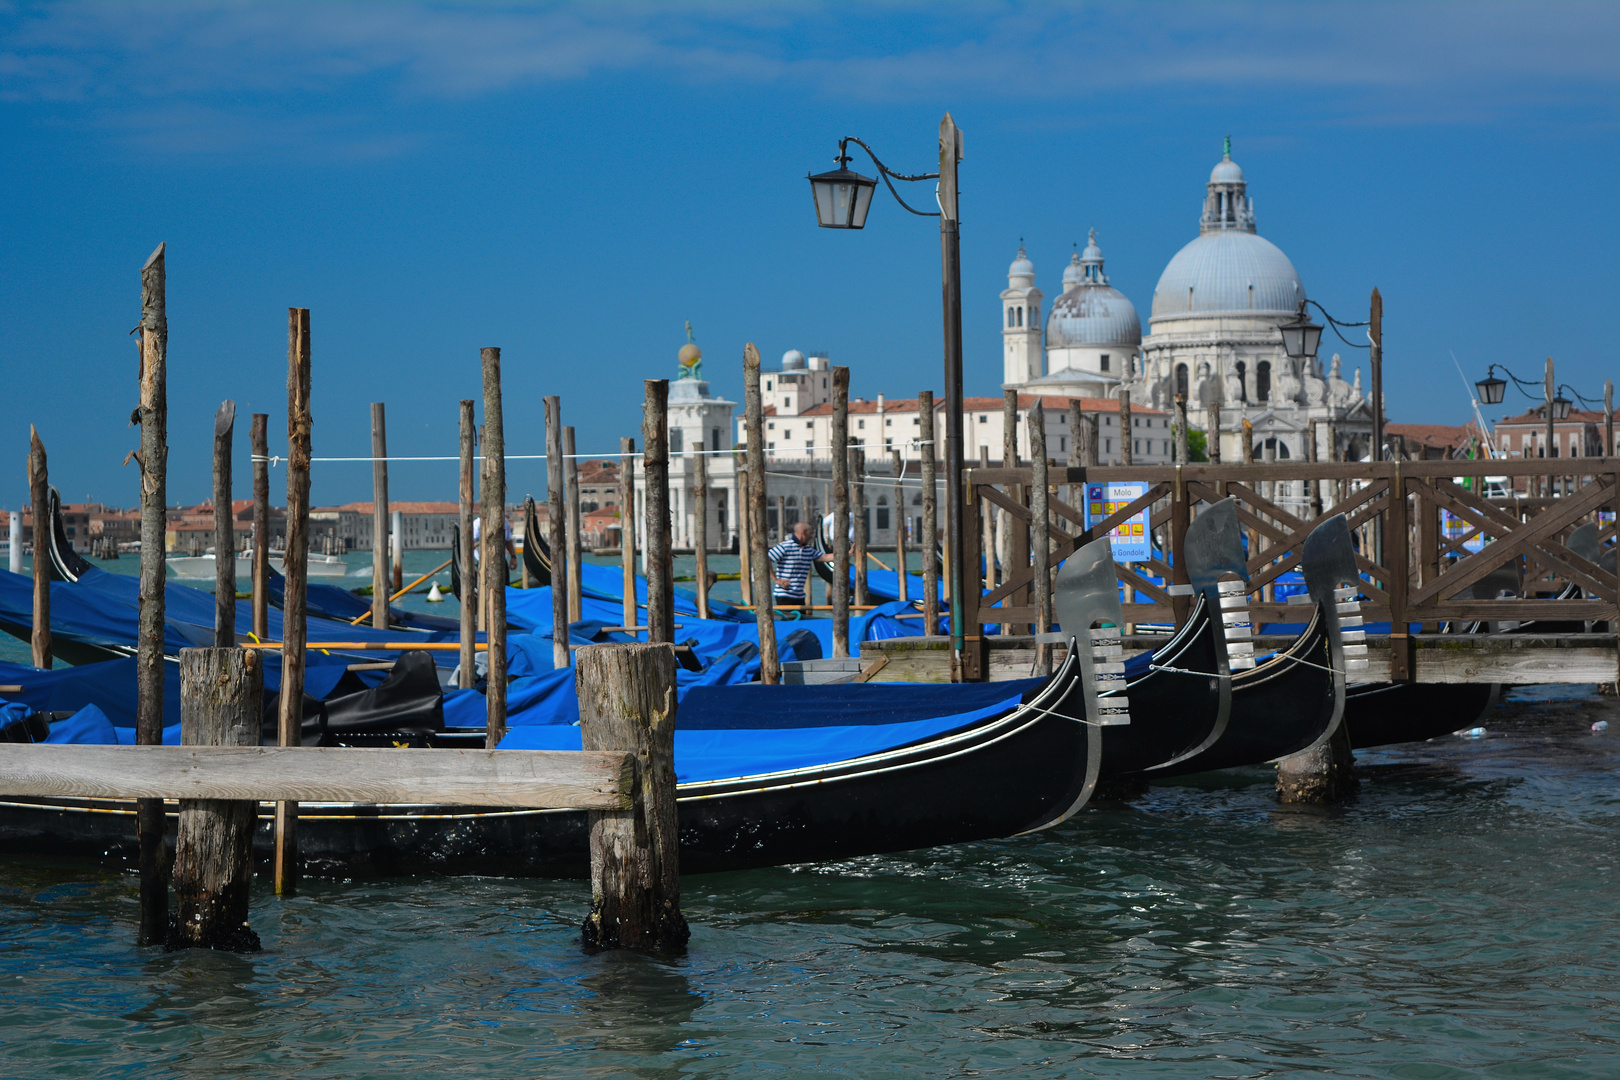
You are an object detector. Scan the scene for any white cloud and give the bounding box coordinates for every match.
[2,1,1615,151]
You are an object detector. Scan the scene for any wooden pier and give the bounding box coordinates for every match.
[874,456,1619,684]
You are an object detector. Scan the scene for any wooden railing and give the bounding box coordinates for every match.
[959,459,1620,681]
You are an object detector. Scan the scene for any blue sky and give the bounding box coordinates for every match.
[3,1,1617,507]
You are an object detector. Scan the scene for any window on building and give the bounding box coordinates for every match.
[1007,309,1014,329]
[1059,436,1067,454]
[670,428,683,453]
[1106,438,1112,453]
[1235,360,1248,402]
[1256,361,1271,403]
[712,429,722,452]
[768,442,775,451]
[979,415,988,423]
[877,497,890,531]
[765,379,772,391]
[885,418,892,426]
[858,419,865,429]
[1100,354,1110,372]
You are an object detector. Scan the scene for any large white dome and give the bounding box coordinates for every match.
[1150,230,1304,321]
[1047,230,1141,348]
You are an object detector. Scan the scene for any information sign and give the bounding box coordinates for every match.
[1085,481,1152,562]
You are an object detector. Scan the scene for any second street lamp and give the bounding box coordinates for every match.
[808,116,970,671]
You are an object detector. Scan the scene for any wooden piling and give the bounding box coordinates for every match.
[1306,419,1323,518]
[831,367,851,657]
[1067,398,1086,518]
[276,306,312,899]
[480,347,508,747]
[693,449,710,620]
[576,643,688,954]
[1029,399,1052,676]
[370,402,390,629]
[619,437,637,631]
[563,426,583,624]
[27,427,50,670]
[1119,389,1133,465]
[136,243,170,943]
[1173,394,1190,465]
[742,344,778,683]
[521,495,536,590]
[392,510,403,595]
[212,401,236,648]
[891,449,909,603]
[852,446,869,608]
[979,445,995,593]
[458,400,477,688]
[918,390,939,635]
[737,465,752,606]
[1002,390,1029,625]
[1207,402,1222,464]
[544,397,568,669]
[250,413,270,641]
[643,380,674,643]
[166,647,263,953]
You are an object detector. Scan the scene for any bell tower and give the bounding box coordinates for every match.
[1001,244,1044,387]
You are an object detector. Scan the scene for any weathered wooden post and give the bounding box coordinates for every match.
[1003,390,1029,626]
[544,397,568,669]
[212,401,236,646]
[979,445,996,593]
[563,426,584,624]
[250,413,270,641]
[370,402,390,629]
[1119,389,1133,466]
[1207,402,1222,464]
[481,347,508,747]
[458,400,477,688]
[27,427,50,670]
[1306,419,1323,518]
[643,380,674,643]
[521,494,536,590]
[1029,399,1053,676]
[1067,398,1086,520]
[166,647,263,953]
[852,446,869,608]
[276,305,312,899]
[576,643,688,954]
[136,243,170,943]
[919,390,939,635]
[737,464,753,606]
[693,449,710,620]
[619,437,638,632]
[1173,395,1190,465]
[1605,380,1614,459]
[891,448,909,603]
[392,510,403,595]
[831,367,851,657]
[743,344,779,683]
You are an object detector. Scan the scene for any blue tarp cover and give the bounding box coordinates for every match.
[497,692,1025,783]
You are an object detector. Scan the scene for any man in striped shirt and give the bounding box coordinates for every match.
[768,522,832,606]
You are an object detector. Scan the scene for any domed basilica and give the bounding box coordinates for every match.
[1002,141,1371,461]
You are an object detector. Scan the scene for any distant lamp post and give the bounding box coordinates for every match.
[1475,367,1507,406]
[1551,394,1573,421]
[807,120,969,666]
[808,156,877,230]
[1278,308,1323,362]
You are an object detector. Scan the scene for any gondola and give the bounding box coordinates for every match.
[0,542,1136,876]
[1061,498,1247,777]
[1150,513,1360,777]
[0,644,1100,876]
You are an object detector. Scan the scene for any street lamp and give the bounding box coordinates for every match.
[1475,367,1507,406]
[1551,394,1572,421]
[808,117,970,669]
[1278,306,1323,362]
[807,155,876,230]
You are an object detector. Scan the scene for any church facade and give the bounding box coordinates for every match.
[1002,142,1374,463]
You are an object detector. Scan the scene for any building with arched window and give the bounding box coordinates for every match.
[1130,139,1371,462]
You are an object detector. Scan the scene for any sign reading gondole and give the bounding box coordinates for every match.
[1085,481,1152,562]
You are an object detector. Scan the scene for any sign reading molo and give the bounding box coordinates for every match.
[1085,481,1151,562]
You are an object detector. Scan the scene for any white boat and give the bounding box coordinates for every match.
[166,549,359,580]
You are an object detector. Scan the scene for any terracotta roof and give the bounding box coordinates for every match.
[1386,422,1475,450]
[792,394,1164,418]
[327,501,462,515]
[1495,407,1605,426]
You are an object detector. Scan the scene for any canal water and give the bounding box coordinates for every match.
[3,684,1618,1076]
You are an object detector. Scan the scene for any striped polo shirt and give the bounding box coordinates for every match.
[767,537,823,601]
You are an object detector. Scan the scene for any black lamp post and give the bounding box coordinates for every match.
[808,116,969,666]
[1283,296,1381,459]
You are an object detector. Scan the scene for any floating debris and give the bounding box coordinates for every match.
[426,582,445,602]
[1593,721,1609,733]
[1459,727,1487,739]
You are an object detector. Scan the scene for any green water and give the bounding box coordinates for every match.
[3,686,1618,1076]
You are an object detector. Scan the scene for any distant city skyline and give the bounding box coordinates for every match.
[3,2,1616,506]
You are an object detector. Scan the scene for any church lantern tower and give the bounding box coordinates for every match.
[1000,245,1044,386]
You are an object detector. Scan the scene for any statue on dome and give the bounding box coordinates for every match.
[677,320,702,381]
